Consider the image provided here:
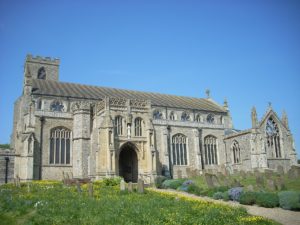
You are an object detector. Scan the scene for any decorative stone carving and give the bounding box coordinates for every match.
[130,99,147,108]
[71,101,90,112]
[109,97,126,107]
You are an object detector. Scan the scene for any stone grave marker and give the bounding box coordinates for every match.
[264,169,274,179]
[277,165,284,175]
[137,179,144,194]
[256,175,264,188]
[204,174,214,189]
[266,179,276,191]
[120,179,126,191]
[246,185,254,192]
[211,175,220,187]
[76,180,82,194]
[128,182,133,192]
[186,168,191,177]
[177,170,182,179]
[88,182,93,198]
[288,166,300,179]
[275,177,285,191]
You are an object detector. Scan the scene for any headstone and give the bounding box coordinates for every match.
[186,168,191,177]
[223,177,231,187]
[240,171,247,179]
[264,169,274,179]
[137,179,144,194]
[211,175,220,187]
[275,177,285,191]
[266,179,276,191]
[120,179,126,191]
[277,165,284,175]
[204,174,214,188]
[88,182,93,198]
[288,166,300,179]
[231,178,241,187]
[191,169,198,177]
[76,180,82,194]
[128,182,133,192]
[256,175,264,188]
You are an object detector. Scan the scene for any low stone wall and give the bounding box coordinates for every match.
[0,148,16,184]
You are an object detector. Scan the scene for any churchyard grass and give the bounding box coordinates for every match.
[0,180,279,225]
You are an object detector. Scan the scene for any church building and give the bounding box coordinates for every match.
[11,55,298,183]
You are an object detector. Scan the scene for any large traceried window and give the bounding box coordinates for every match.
[50,127,71,164]
[134,117,143,136]
[266,117,281,158]
[204,135,218,165]
[171,134,188,165]
[232,140,241,164]
[115,116,123,135]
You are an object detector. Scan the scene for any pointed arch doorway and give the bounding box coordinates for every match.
[119,142,138,182]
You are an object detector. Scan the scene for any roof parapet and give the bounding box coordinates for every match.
[26,54,60,65]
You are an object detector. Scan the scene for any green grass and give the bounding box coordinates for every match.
[0,180,279,225]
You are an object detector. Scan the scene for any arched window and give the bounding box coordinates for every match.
[37,67,46,79]
[153,110,163,120]
[134,117,143,136]
[115,116,123,135]
[207,114,215,124]
[171,134,188,165]
[266,117,281,158]
[169,111,175,120]
[181,111,190,121]
[50,100,64,112]
[220,116,224,124]
[196,114,202,122]
[204,135,218,165]
[37,99,43,110]
[231,140,241,164]
[50,127,71,164]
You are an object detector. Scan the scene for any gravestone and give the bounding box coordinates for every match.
[246,185,254,192]
[231,178,241,187]
[288,166,300,179]
[223,177,231,187]
[76,180,82,194]
[240,171,247,179]
[266,179,276,191]
[88,182,93,198]
[191,169,198,177]
[211,175,220,187]
[128,182,133,192]
[256,175,264,188]
[137,179,144,194]
[277,165,284,175]
[120,179,126,191]
[186,168,191,177]
[264,169,274,179]
[204,174,214,188]
[275,177,285,191]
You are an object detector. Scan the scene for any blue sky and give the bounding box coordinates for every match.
[0,0,299,157]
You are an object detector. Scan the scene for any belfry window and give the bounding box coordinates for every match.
[135,117,142,136]
[50,100,64,112]
[115,116,123,135]
[171,134,188,165]
[37,67,46,79]
[50,127,71,164]
[266,117,281,158]
[232,140,241,164]
[204,135,218,165]
[153,110,163,120]
[207,114,215,124]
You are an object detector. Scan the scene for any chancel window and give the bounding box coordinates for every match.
[50,127,71,164]
[204,135,218,165]
[169,111,175,120]
[181,111,190,121]
[207,114,215,124]
[50,101,64,112]
[115,116,123,135]
[135,117,142,136]
[232,140,241,164]
[266,117,281,158]
[153,110,163,120]
[37,67,46,79]
[171,134,188,165]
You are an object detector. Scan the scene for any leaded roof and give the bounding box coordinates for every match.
[31,79,226,112]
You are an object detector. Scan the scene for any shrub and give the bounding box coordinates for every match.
[102,177,122,186]
[155,176,168,189]
[186,184,202,196]
[228,187,243,201]
[212,192,223,200]
[239,192,257,205]
[162,179,185,190]
[222,191,230,201]
[201,186,230,197]
[278,191,300,210]
[256,192,279,208]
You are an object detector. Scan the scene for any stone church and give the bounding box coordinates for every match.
[11,55,298,183]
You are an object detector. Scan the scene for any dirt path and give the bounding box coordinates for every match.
[151,188,300,225]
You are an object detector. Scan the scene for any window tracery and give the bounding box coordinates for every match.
[232,140,241,164]
[171,134,188,165]
[37,67,46,79]
[181,111,190,121]
[207,114,215,124]
[50,100,65,112]
[204,135,218,165]
[169,111,175,120]
[115,116,123,135]
[50,127,71,164]
[153,110,163,120]
[135,117,143,136]
[266,117,281,158]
